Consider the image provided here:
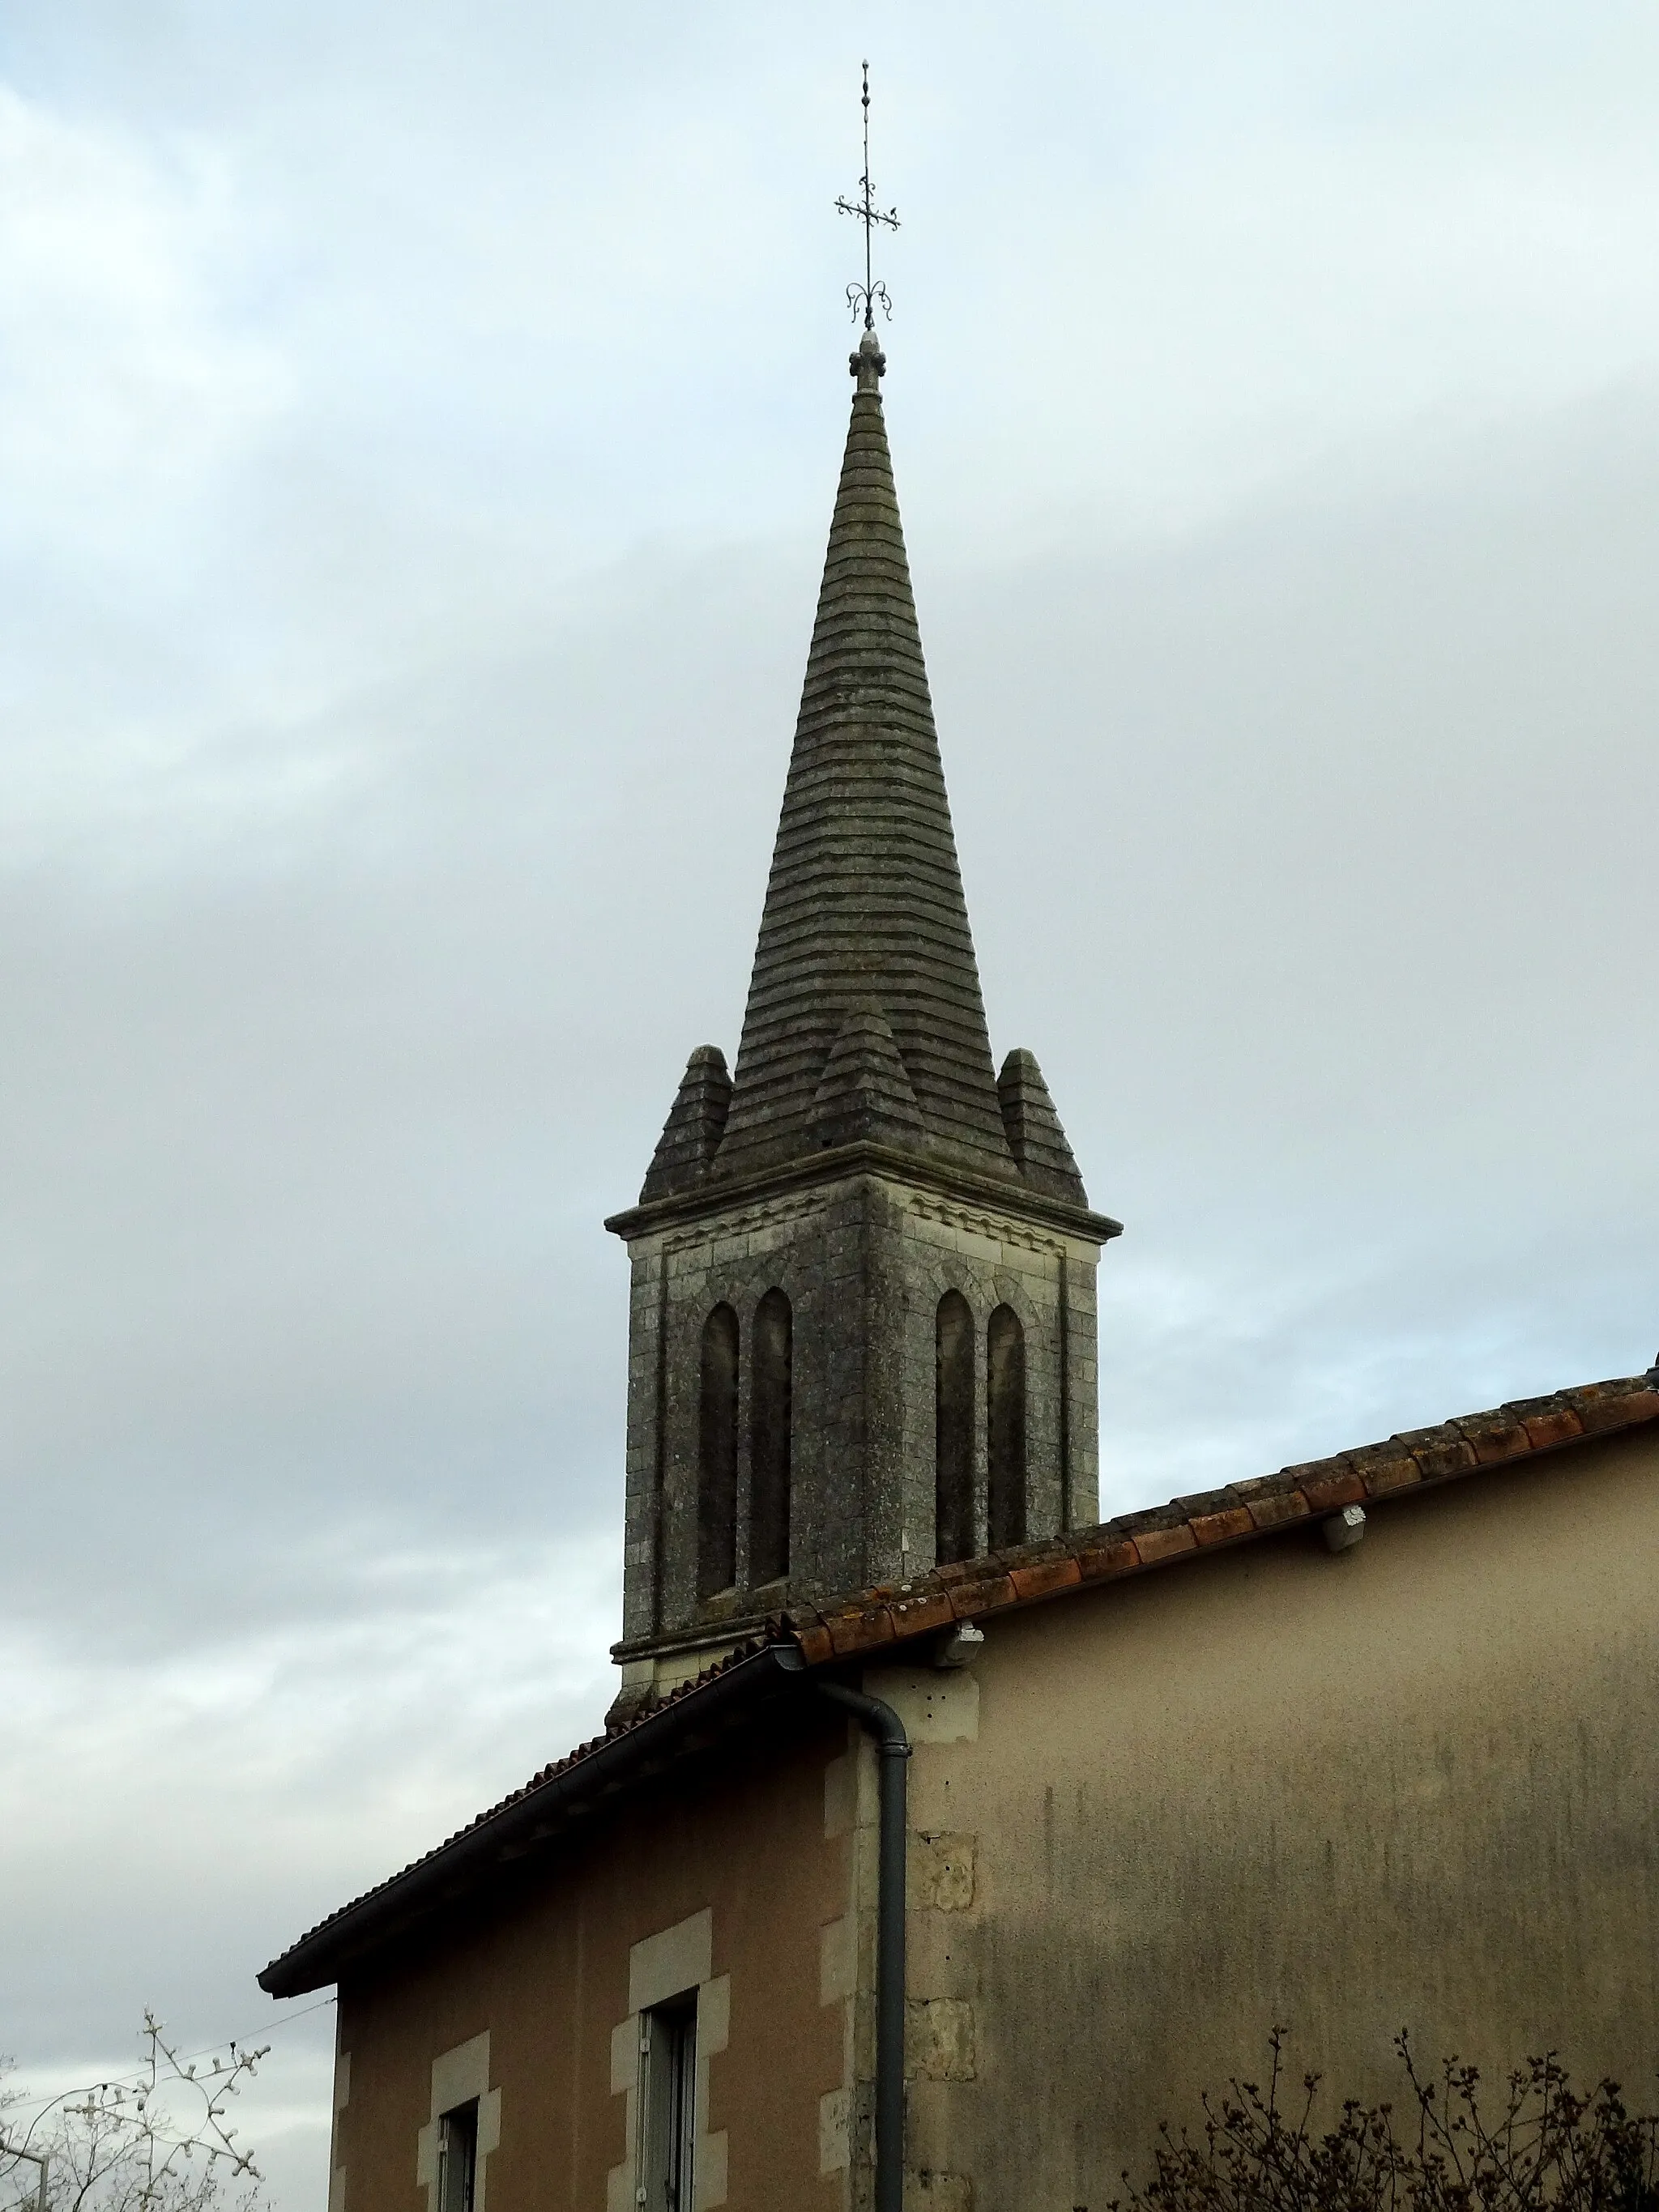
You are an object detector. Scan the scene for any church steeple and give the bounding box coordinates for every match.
[714,330,1015,1184]
[604,342,1120,1724]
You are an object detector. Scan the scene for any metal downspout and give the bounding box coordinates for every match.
[777,1652,911,2212]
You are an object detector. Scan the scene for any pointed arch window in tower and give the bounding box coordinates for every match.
[697,1303,739,1599]
[936,1291,975,1566]
[987,1304,1027,1551]
[748,1288,792,1587]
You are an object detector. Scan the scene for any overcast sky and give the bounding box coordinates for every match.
[3,4,1658,2204]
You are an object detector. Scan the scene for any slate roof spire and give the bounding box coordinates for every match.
[713,334,1018,1184]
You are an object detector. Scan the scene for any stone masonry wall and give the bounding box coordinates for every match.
[618,1170,1102,1657]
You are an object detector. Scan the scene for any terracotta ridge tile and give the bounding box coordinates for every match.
[1073,1536,1142,1579]
[1299,1464,1368,1511]
[1561,1379,1659,1434]
[783,1370,1659,1656]
[1344,1442,1420,1497]
[1243,1488,1311,1531]
[1111,1502,1193,1537]
[1008,1555,1083,1600]
[1135,1523,1199,1565]
[1451,1407,1534,1464]
[1392,1422,1478,1481]
[825,1607,898,1656]
[1189,1505,1256,1547]
[1174,1485,1247,1519]
[885,1589,956,1635]
[1231,1469,1302,1498]
[1504,1394,1584,1449]
[945,1568,1017,1617]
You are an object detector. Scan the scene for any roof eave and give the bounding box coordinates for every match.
[257,1643,804,1998]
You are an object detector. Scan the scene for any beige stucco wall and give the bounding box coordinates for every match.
[873,1424,1659,2212]
[331,1716,849,2212]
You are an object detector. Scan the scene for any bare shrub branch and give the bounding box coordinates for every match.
[1,2014,270,2212]
[1113,2032,1659,2212]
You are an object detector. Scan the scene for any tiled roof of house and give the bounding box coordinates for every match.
[258,1637,787,1997]
[779,1372,1659,1660]
[259,1368,1658,1997]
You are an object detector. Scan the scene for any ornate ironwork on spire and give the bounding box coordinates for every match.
[835,60,899,330]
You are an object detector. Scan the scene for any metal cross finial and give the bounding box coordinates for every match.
[834,60,899,328]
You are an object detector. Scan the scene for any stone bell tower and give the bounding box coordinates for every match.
[604,331,1121,1722]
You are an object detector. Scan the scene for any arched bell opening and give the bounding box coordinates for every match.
[697,1303,739,1598]
[987,1303,1027,1552]
[936,1290,976,1566]
[748,1288,792,1586]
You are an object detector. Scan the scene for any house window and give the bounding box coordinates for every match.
[748,1288,792,1587]
[987,1304,1026,1550]
[638,1995,697,2212]
[437,2102,478,2212]
[697,1304,739,1599]
[936,1290,975,1565]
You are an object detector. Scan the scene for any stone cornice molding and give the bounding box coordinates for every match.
[604,1138,1123,1248]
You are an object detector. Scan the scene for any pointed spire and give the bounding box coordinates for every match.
[715,344,1017,1184]
[813,1001,925,1151]
[640,1045,731,1201]
[996,1049,1088,1204]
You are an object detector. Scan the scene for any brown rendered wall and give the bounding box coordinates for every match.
[876,1424,1659,2212]
[331,1711,849,2212]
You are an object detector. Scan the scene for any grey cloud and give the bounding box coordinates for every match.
[2,8,1658,2206]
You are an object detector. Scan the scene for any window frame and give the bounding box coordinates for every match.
[436,2099,479,2212]
[637,1991,699,2212]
